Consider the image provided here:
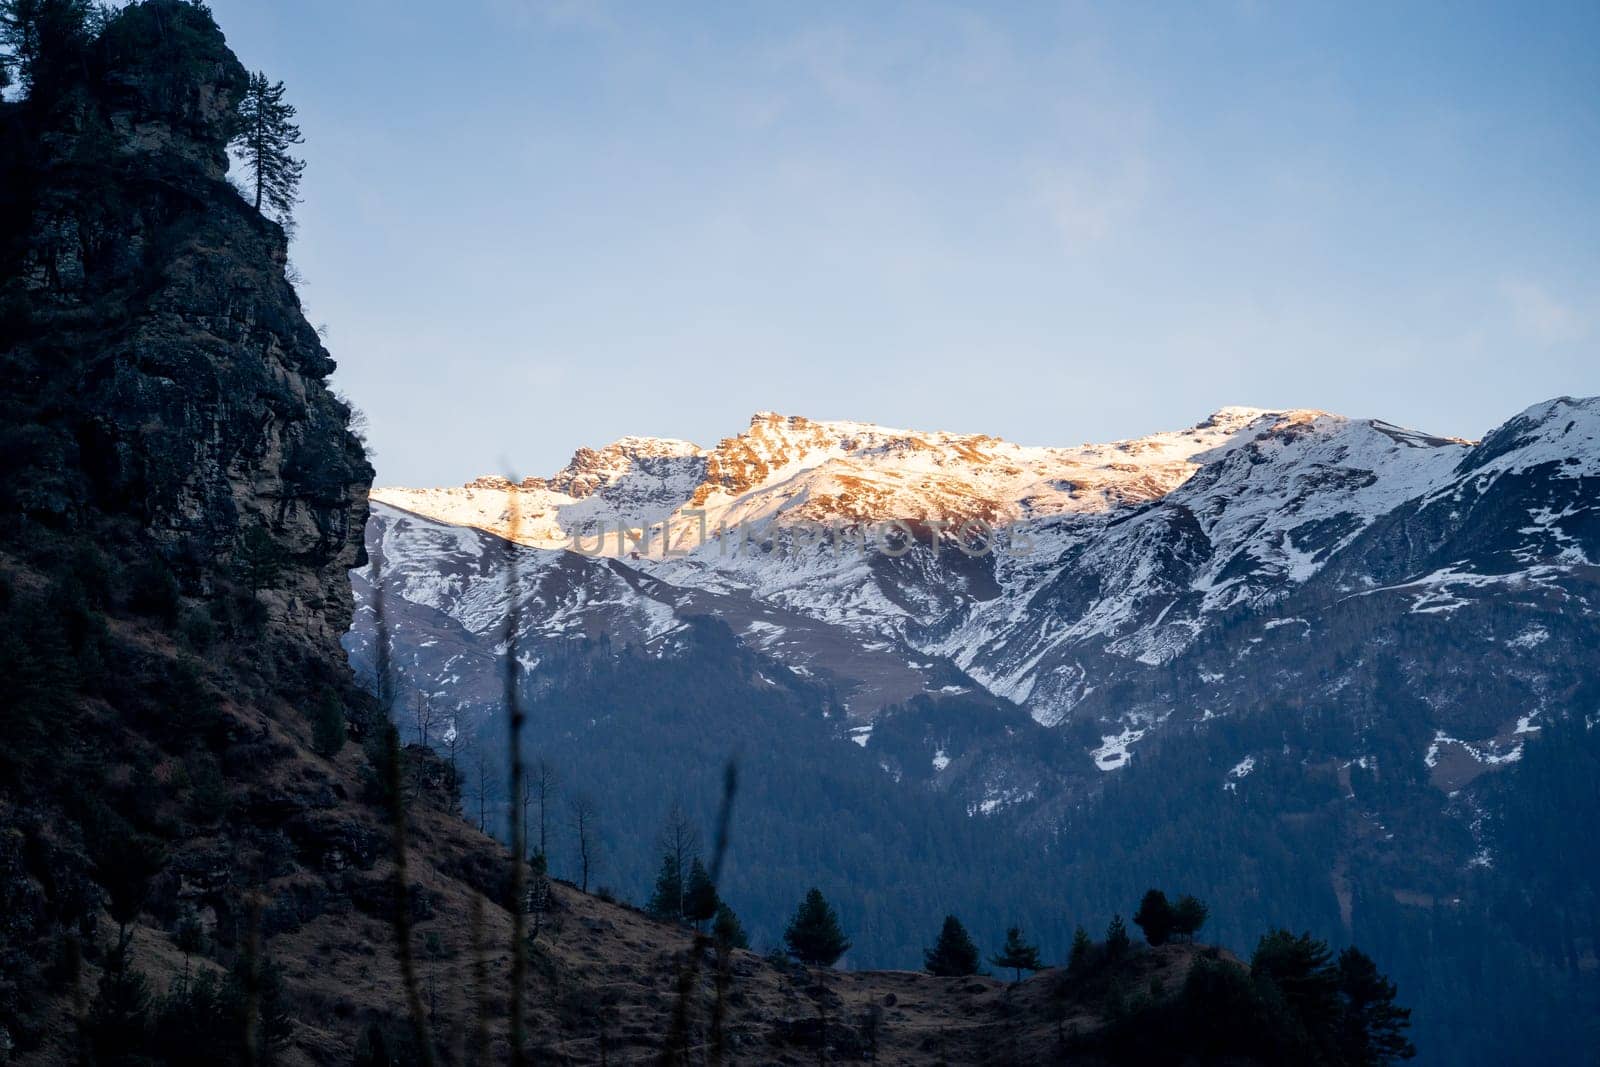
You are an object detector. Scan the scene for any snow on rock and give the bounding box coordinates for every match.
[1224,754,1257,793]
[364,396,1598,733]
[1175,411,1469,607]
[967,785,1037,817]
[1456,395,1600,481]
[1092,728,1146,771]
[1508,626,1550,649]
[1426,731,1525,771]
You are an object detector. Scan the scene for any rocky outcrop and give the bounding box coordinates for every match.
[0,1,371,657]
[0,14,384,1053]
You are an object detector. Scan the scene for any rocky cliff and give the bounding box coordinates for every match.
[0,3,392,1059]
[1,1,370,657]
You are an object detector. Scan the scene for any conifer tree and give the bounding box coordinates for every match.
[87,941,152,1063]
[1133,888,1175,946]
[989,925,1043,984]
[230,71,306,222]
[783,887,850,967]
[1068,925,1093,974]
[923,915,981,977]
[683,857,719,930]
[0,0,92,95]
[1252,930,1340,1042]
[645,852,684,922]
[1336,947,1416,1065]
[646,801,700,924]
[1172,894,1209,942]
[712,902,749,952]
[1105,914,1131,960]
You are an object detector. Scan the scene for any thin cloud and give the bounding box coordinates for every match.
[1031,155,1148,244]
[493,0,613,32]
[1501,279,1589,344]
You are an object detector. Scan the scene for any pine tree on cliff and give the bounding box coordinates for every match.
[231,71,305,221]
[989,926,1043,984]
[0,0,92,95]
[923,915,981,977]
[783,888,850,967]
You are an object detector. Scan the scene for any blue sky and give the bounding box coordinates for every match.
[206,0,1599,486]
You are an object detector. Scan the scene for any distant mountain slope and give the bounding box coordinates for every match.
[371,398,1594,731]
[362,396,1600,1066]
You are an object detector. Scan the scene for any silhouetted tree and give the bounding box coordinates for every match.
[1133,888,1175,946]
[645,852,684,922]
[408,690,436,748]
[1171,894,1209,942]
[0,0,92,95]
[1068,925,1093,975]
[923,915,981,977]
[784,887,850,967]
[1336,947,1416,1065]
[712,902,749,952]
[646,802,701,922]
[683,857,719,930]
[1252,930,1340,1044]
[1105,914,1131,960]
[87,941,152,1064]
[230,71,305,220]
[989,925,1043,984]
[570,794,598,892]
[93,830,164,952]
[530,758,558,861]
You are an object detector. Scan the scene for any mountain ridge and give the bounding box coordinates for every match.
[356,394,1600,1064]
[368,398,1594,728]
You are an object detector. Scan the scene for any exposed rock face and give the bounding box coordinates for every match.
[689,412,830,504]
[0,6,396,1060]
[0,2,372,656]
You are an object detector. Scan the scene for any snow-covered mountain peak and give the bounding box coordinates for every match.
[685,412,1008,506]
[1170,411,1470,592]
[374,407,1325,556]
[1460,395,1600,478]
[363,395,1598,734]
[1197,404,1273,426]
[546,435,706,499]
[1196,407,1455,459]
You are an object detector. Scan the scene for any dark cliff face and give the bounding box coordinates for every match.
[0,7,396,1059]
[0,1,371,656]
